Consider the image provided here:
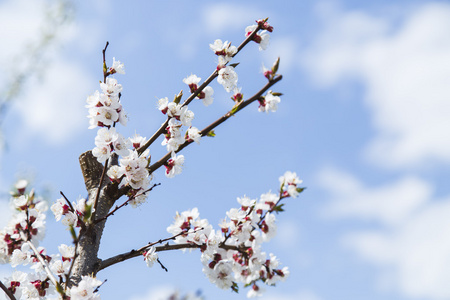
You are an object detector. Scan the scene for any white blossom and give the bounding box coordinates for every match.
[204,260,234,290]
[107,165,124,182]
[100,77,122,96]
[14,179,28,192]
[247,284,265,298]
[218,66,238,92]
[165,153,184,178]
[110,57,125,74]
[180,107,194,127]
[183,74,201,92]
[261,212,277,242]
[69,275,102,300]
[258,90,280,113]
[258,31,270,50]
[187,127,201,144]
[201,86,214,106]
[144,246,158,268]
[62,211,78,228]
[92,145,111,163]
[157,97,169,113]
[129,133,147,149]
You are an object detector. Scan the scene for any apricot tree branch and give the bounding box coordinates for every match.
[98,240,247,272]
[147,75,283,174]
[0,280,16,300]
[94,183,161,224]
[137,23,265,156]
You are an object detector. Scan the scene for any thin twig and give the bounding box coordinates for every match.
[0,280,16,300]
[157,258,168,272]
[92,41,112,222]
[257,187,284,228]
[102,41,109,82]
[94,183,161,224]
[97,228,248,272]
[24,239,62,292]
[64,228,80,291]
[147,75,283,174]
[98,229,200,271]
[235,21,264,54]
[60,191,75,212]
[137,24,265,156]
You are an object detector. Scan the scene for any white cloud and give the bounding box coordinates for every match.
[319,167,450,299]
[0,0,103,145]
[262,36,299,75]
[318,167,430,226]
[277,220,301,248]
[300,2,450,169]
[13,59,93,144]
[0,0,45,59]
[128,286,199,300]
[0,0,46,87]
[202,3,263,36]
[262,290,323,300]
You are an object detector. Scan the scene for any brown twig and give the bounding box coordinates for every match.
[257,188,284,228]
[136,23,265,156]
[157,258,168,272]
[60,191,75,212]
[60,191,87,231]
[98,229,249,272]
[147,75,283,174]
[0,280,16,300]
[94,183,161,224]
[64,228,80,291]
[102,41,109,82]
[91,41,112,223]
[98,229,203,271]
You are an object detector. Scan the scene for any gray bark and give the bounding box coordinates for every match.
[69,151,119,285]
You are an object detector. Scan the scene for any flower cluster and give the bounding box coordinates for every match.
[182,74,214,106]
[108,148,152,207]
[217,66,239,93]
[162,117,188,152]
[51,196,92,228]
[258,90,281,113]
[103,135,153,204]
[279,171,303,198]
[3,270,102,300]
[86,77,127,129]
[92,127,130,163]
[208,38,239,94]
[0,181,46,264]
[85,58,156,200]
[0,181,103,299]
[166,172,302,298]
[158,84,202,153]
[69,275,102,300]
[3,270,55,299]
[245,19,273,51]
[86,59,129,163]
[210,39,237,67]
[0,182,72,298]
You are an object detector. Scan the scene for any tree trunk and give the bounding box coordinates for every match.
[69,151,119,285]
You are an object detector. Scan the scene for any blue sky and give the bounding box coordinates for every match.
[1,0,450,299]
